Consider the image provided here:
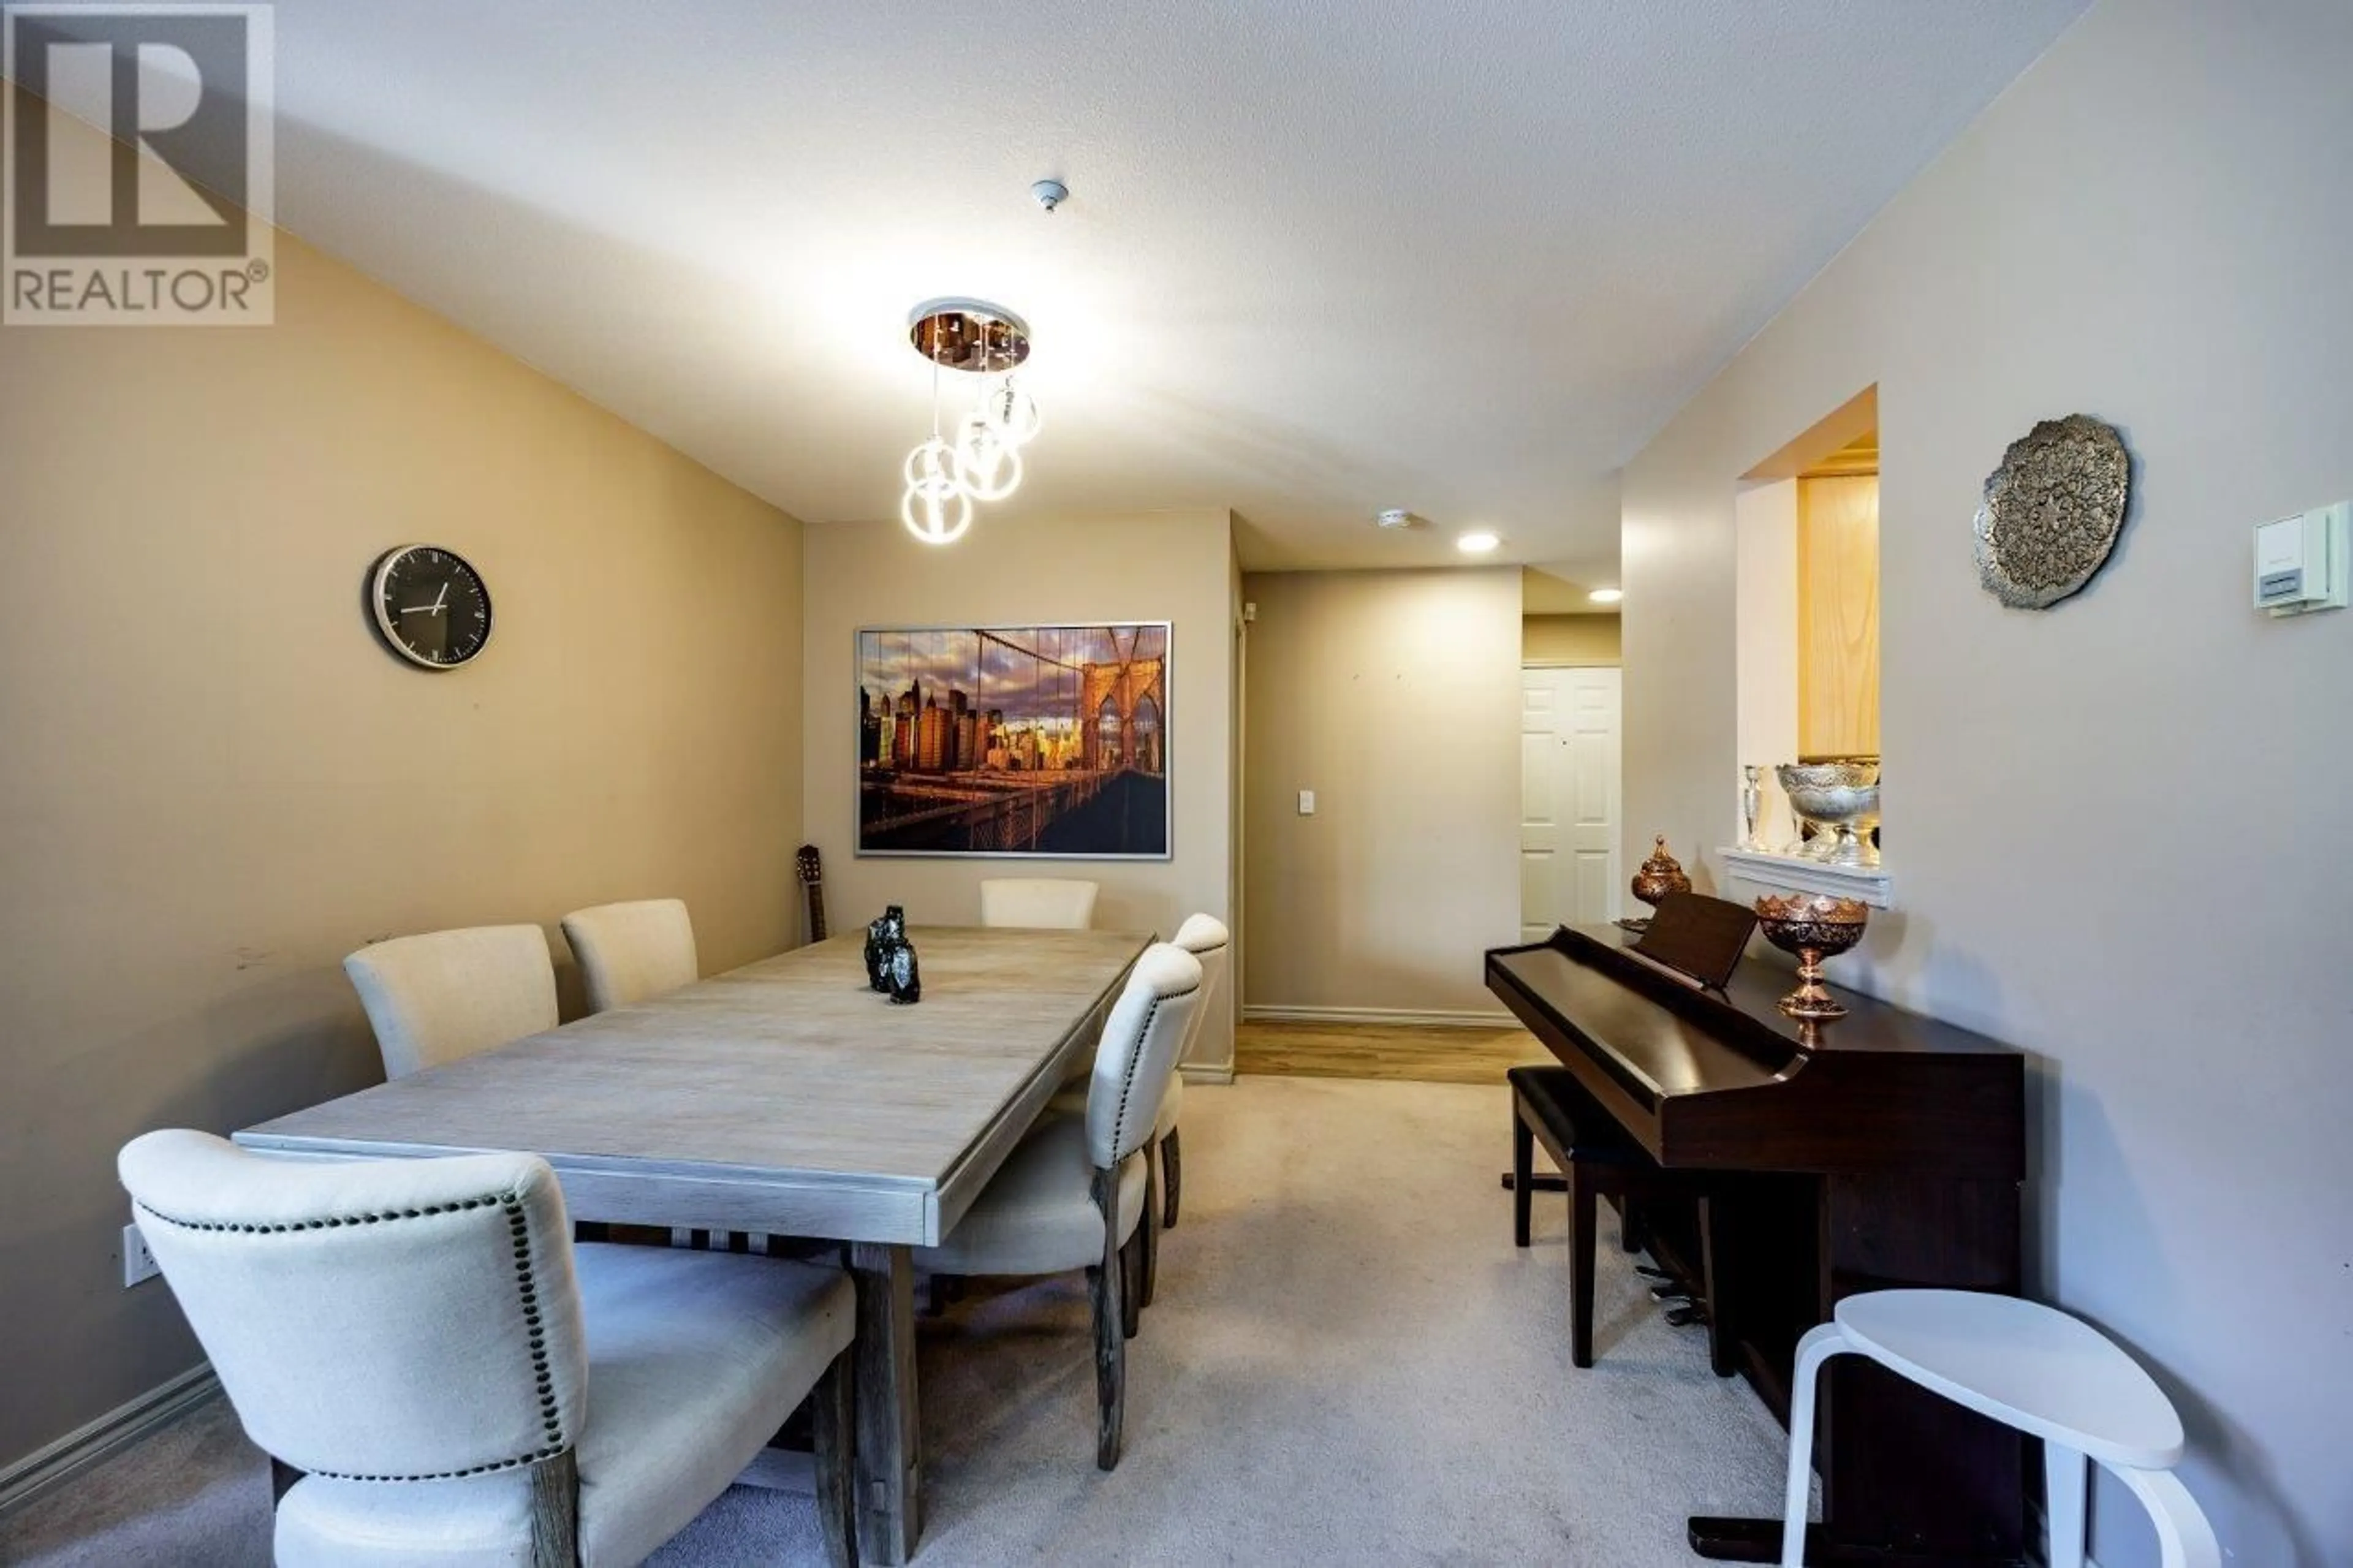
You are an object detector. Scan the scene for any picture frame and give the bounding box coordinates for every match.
[854,622,1172,860]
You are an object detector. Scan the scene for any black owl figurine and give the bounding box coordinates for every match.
[864,906,907,993]
[884,939,921,1006]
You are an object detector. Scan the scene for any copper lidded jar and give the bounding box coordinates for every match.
[1631,835,1692,912]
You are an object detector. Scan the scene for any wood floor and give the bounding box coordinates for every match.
[1233,1018,1552,1085]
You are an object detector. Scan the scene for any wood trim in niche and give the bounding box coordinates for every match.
[1801,431,1879,479]
[1797,473,1880,760]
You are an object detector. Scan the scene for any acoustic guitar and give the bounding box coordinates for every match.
[795,844,828,944]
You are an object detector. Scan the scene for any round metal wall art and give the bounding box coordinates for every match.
[1972,414,2131,608]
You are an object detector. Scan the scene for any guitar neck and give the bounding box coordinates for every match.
[808,885,828,943]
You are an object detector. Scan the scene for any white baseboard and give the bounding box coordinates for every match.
[0,1363,218,1517]
[1178,1062,1235,1085]
[1242,1004,1518,1030]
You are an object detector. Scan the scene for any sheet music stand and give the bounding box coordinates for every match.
[1628,892,1758,993]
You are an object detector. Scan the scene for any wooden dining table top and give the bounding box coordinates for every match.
[235,925,1153,1247]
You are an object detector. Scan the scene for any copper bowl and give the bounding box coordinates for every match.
[1754,893,1868,1022]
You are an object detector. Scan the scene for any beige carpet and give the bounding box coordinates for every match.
[0,1077,1794,1566]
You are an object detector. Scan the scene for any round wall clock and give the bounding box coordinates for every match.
[367,545,493,669]
[1973,414,2132,609]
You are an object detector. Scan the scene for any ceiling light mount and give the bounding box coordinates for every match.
[1374,508,1420,531]
[907,298,1031,374]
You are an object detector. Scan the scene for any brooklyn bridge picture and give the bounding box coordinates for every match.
[855,623,1170,859]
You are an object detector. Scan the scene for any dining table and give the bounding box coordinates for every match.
[235,923,1154,1566]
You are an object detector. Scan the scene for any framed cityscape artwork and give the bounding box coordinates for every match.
[855,623,1172,859]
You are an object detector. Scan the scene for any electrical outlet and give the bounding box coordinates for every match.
[122,1221,160,1287]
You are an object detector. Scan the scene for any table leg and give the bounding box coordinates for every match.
[849,1242,920,1565]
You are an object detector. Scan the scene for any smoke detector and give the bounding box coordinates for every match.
[1374,509,1420,531]
[1033,179,1069,214]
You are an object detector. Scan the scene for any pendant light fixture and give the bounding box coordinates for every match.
[900,298,1039,544]
[900,437,971,544]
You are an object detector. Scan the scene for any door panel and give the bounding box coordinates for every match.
[1520,665,1622,937]
[1520,681,1561,938]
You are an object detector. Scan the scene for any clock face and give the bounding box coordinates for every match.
[368,545,492,670]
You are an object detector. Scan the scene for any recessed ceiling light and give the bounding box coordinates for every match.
[1589,587,1623,604]
[1456,530,1501,555]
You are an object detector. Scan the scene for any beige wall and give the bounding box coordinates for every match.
[1621,1,2352,1560]
[1733,481,1801,849]
[799,510,1237,1063]
[1243,569,1520,1018]
[1520,613,1622,665]
[0,213,805,1472]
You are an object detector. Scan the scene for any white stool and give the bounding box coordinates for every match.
[1781,1290,2218,1568]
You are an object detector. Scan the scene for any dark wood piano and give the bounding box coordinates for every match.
[1487,923,2029,1566]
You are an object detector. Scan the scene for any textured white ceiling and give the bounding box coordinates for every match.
[247,1,2085,570]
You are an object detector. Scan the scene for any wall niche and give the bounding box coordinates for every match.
[1726,386,1887,904]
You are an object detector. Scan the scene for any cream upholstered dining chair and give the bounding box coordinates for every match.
[1049,912,1227,1310]
[915,942,1200,1471]
[561,898,760,1254]
[1154,912,1229,1233]
[985,878,1106,1102]
[119,1130,858,1568]
[343,925,559,1080]
[561,898,699,1013]
[979,877,1099,930]
[1054,918,1233,1271]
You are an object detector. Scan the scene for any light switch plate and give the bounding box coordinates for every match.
[1297,789,1316,816]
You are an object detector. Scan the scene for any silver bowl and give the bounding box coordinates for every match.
[1775,761,1881,868]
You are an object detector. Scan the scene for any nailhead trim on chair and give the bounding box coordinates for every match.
[133,1189,571,1482]
[1109,983,1199,1160]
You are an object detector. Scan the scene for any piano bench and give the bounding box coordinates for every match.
[1508,1066,1703,1371]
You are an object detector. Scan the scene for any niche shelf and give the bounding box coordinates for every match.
[1716,847,1893,909]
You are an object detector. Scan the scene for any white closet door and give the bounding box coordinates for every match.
[1520,665,1622,938]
